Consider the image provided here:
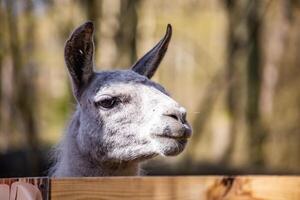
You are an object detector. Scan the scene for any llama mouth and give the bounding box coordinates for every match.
[155,134,188,156]
[154,134,190,141]
[154,126,192,140]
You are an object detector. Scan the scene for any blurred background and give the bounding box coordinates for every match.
[0,0,300,177]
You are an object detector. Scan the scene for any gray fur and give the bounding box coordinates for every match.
[50,22,192,177]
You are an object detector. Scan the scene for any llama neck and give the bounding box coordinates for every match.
[53,110,140,177]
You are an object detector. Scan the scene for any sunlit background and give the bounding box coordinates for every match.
[0,0,299,177]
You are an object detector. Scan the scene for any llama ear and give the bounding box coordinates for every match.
[64,21,95,99]
[131,24,172,79]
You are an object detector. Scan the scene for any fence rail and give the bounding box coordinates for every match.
[1,176,300,200]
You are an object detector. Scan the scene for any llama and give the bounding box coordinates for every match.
[50,21,192,177]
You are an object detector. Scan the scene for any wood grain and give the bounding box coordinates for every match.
[50,176,300,200]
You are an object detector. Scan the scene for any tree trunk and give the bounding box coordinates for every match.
[5,0,39,175]
[222,0,249,164]
[114,0,140,67]
[0,0,6,151]
[4,0,22,150]
[224,0,267,166]
[85,0,102,49]
[245,0,266,166]
[0,0,4,138]
[22,0,39,175]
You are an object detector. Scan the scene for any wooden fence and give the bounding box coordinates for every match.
[1,176,300,199]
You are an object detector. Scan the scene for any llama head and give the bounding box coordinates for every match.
[64,22,192,164]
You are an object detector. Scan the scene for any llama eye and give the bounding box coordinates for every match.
[94,96,120,109]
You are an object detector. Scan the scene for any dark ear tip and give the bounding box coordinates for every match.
[69,21,94,41]
[78,21,94,37]
[82,21,94,33]
[166,24,172,35]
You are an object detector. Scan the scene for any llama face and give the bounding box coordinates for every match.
[76,70,192,163]
[64,22,192,164]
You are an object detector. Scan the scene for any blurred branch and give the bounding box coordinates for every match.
[186,69,228,161]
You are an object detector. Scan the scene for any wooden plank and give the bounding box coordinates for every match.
[50,176,300,200]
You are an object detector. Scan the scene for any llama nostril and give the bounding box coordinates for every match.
[165,114,179,121]
[182,112,187,123]
[164,107,187,123]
